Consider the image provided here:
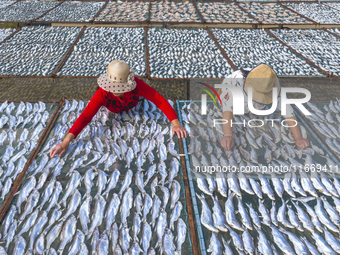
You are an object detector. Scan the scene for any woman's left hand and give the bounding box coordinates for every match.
[296,138,310,150]
[172,125,188,139]
[171,119,188,139]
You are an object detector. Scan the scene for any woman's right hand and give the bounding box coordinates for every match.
[50,140,69,158]
[220,135,234,151]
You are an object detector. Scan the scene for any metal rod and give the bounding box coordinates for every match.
[234,1,259,23]
[0,99,65,223]
[0,99,56,103]
[278,2,318,24]
[32,0,65,22]
[265,28,330,77]
[206,27,237,71]
[146,1,152,23]
[89,0,109,23]
[176,99,207,255]
[324,27,340,39]
[192,1,205,24]
[52,26,87,77]
[145,27,150,79]
[0,74,52,78]
[174,98,199,255]
[0,27,22,45]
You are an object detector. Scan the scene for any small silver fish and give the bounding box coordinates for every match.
[105,193,120,233]
[58,215,77,253]
[68,230,85,255]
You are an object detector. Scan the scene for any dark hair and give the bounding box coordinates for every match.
[96,85,100,90]
[240,67,250,77]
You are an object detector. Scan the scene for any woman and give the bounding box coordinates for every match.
[50,60,188,158]
[219,63,309,151]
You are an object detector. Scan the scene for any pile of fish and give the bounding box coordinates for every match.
[197,2,255,24]
[271,29,340,76]
[0,1,58,22]
[0,26,81,76]
[0,101,53,203]
[58,27,146,77]
[148,28,233,78]
[150,1,200,23]
[211,28,322,76]
[303,101,340,158]
[181,100,340,254]
[285,3,340,24]
[0,0,15,9]
[95,1,149,22]
[0,28,15,43]
[326,3,340,11]
[0,99,189,254]
[239,2,312,24]
[38,1,104,22]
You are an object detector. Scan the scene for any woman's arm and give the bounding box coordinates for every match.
[220,110,235,150]
[285,116,309,149]
[136,78,187,138]
[50,89,103,158]
[136,77,178,122]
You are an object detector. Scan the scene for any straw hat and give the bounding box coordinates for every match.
[98,60,137,93]
[243,64,280,105]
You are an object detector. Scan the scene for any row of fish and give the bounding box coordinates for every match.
[327,3,340,12]
[2,166,186,254]
[285,2,340,24]
[271,29,340,77]
[197,2,255,24]
[0,0,58,22]
[0,28,15,43]
[200,192,340,255]
[0,25,338,78]
[150,1,200,23]
[58,27,146,77]
[179,101,340,254]
[0,0,15,9]
[0,101,53,201]
[38,1,104,22]
[330,28,340,37]
[0,26,82,76]
[240,2,312,24]
[148,28,233,79]
[96,1,149,22]
[184,101,339,172]
[211,28,322,76]
[0,98,189,254]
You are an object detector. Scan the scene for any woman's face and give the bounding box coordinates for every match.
[112,92,125,97]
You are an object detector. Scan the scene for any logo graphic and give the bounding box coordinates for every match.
[198,82,222,115]
[199,82,312,116]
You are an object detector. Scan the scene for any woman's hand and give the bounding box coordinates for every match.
[296,138,310,150]
[220,135,234,151]
[50,133,75,158]
[50,141,69,158]
[171,119,188,139]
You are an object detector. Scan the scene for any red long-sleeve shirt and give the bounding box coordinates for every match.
[68,77,178,138]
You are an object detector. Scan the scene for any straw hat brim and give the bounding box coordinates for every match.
[243,65,281,105]
[98,73,136,93]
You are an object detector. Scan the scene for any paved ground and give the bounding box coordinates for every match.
[0,76,339,102]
